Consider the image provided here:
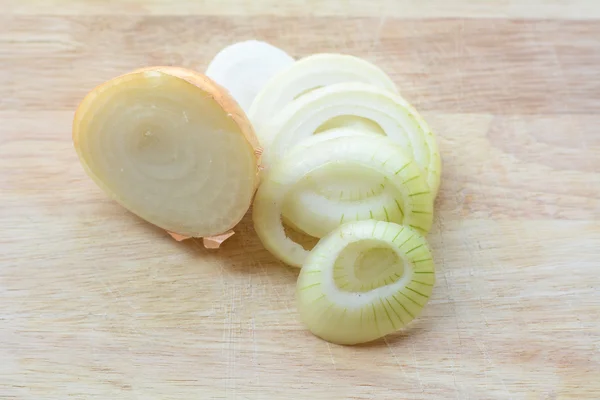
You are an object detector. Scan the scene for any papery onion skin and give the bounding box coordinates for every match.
[73,67,261,242]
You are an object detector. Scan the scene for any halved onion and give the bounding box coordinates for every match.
[206,40,295,113]
[253,135,433,267]
[261,82,441,196]
[297,220,435,345]
[248,53,398,148]
[73,66,260,243]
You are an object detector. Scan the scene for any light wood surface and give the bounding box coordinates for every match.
[1,1,599,399]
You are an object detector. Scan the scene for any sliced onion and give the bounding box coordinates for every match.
[297,220,435,345]
[73,67,260,241]
[253,135,433,267]
[281,129,402,238]
[262,82,441,196]
[248,53,398,148]
[206,40,295,113]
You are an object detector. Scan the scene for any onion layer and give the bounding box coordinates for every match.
[206,40,295,113]
[248,53,398,148]
[253,135,433,267]
[262,82,441,196]
[281,129,400,238]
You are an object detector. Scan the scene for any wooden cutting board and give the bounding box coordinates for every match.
[1,1,599,399]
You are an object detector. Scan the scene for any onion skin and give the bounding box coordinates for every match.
[72,67,261,244]
[202,230,236,249]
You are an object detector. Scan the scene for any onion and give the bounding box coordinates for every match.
[253,135,433,267]
[248,53,398,148]
[73,66,260,244]
[281,129,402,238]
[206,40,295,113]
[260,82,441,196]
[297,220,435,345]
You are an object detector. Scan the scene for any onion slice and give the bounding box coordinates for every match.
[206,40,295,113]
[262,82,441,196]
[281,129,401,238]
[73,66,260,241]
[248,53,398,148]
[296,220,435,345]
[253,135,433,267]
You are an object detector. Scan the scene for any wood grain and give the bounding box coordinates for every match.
[1,1,599,399]
[4,0,600,19]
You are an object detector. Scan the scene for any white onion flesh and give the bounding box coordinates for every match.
[261,82,441,196]
[297,220,435,345]
[281,129,402,238]
[253,135,433,267]
[205,40,295,113]
[73,68,259,238]
[248,53,398,147]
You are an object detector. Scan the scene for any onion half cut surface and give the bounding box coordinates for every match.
[253,135,433,267]
[248,53,398,147]
[262,82,441,196]
[73,67,260,240]
[296,220,435,345]
[206,40,295,113]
